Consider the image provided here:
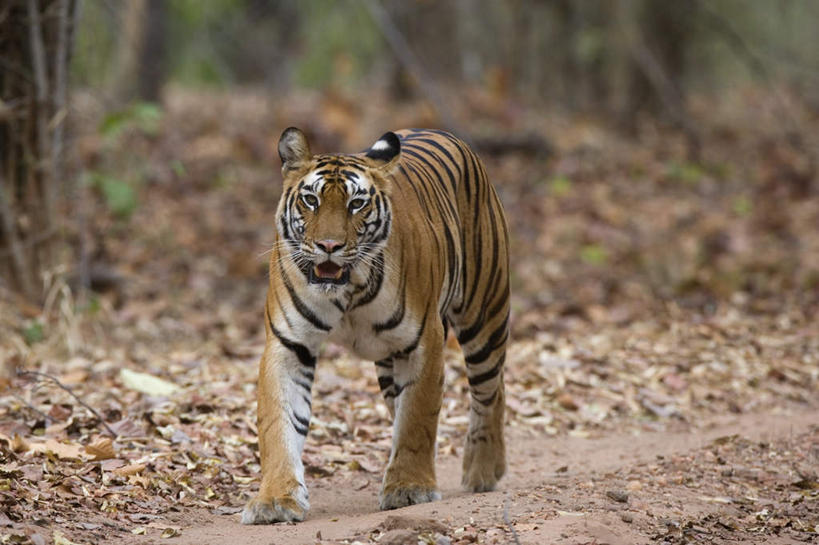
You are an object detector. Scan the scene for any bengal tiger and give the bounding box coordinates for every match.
[241,127,510,524]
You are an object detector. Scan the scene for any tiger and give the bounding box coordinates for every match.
[241,127,510,524]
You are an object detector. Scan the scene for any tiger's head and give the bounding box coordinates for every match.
[275,127,400,289]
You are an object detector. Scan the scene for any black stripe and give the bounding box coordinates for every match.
[472,389,498,407]
[292,411,310,428]
[377,375,394,392]
[268,313,316,368]
[408,137,462,178]
[375,359,393,369]
[387,309,428,360]
[280,264,331,331]
[350,252,385,309]
[465,315,509,364]
[403,141,458,193]
[384,380,412,399]
[290,415,309,436]
[294,378,312,392]
[374,273,406,333]
[468,354,505,387]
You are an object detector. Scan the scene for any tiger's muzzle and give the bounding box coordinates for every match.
[309,260,350,285]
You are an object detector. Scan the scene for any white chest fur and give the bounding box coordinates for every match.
[326,276,419,362]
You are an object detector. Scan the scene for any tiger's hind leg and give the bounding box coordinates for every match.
[454,311,508,493]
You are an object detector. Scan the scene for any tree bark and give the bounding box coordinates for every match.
[0,0,78,301]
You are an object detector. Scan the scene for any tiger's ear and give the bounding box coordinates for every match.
[365,131,401,172]
[278,127,311,172]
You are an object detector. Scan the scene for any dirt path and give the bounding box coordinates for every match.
[133,408,818,545]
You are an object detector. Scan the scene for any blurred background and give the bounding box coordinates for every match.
[2,0,819,368]
[1,2,818,536]
[3,0,818,341]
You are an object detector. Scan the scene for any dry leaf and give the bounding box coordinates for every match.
[557,393,579,411]
[119,368,180,396]
[28,439,86,460]
[53,531,84,545]
[160,527,181,538]
[114,463,146,476]
[85,437,116,461]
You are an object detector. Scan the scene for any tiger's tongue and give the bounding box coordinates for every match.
[314,261,343,279]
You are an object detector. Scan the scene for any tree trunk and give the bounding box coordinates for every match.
[0,0,78,301]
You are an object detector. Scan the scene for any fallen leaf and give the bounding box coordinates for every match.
[53,531,84,545]
[557,393,579,411]
[28,439,86,460]
[161,527,181,538]
[119,368,180,396]
[85,437,116,461]
[114,463,146,476]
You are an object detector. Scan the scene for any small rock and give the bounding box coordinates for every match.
[380,529,417,545]
[606,489,629,503]
[435,534,452,545]
[626,480,642,491]
[620,513,634,523]
[380,515,448,534]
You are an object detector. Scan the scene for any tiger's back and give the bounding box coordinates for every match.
[242,128,509,524]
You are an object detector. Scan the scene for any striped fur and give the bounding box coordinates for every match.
[242,128,510,524]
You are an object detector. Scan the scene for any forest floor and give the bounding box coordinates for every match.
[1,87,817,544]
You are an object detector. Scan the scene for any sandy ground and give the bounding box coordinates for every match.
[126,408,818,545]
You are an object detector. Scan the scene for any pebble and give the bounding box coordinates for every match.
[606,489,629,503]
[620,513,634,523]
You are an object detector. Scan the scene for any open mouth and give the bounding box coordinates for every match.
[309,261,350,285]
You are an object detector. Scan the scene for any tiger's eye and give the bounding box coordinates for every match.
[349,198,366,211]
[302,194,318,208]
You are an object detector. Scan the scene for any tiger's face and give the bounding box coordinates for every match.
[275,128,400,289]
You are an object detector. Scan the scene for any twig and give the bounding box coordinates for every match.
[360,0,467,142]
[26,0,55,249]
[51,0,71,187]
[621,23,701,158]
[0,171,36,298]
[0,225,56,260]
[503,500,522,545]
[11,392,53,424]
[18,370,118,438]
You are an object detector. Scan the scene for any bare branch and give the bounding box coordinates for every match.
[503,500,522,545]
[18,370,118,438]
[619,18,701,157]
[52,0,72,185]
[11,392,53,424]
[0,172,36,298]
[360,0,467,142]
[26,0,55,236]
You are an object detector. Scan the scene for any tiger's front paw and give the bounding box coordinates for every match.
[241,494,308,524]
[379,483,441,510]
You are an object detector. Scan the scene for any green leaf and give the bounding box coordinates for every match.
[99,176,138,218]
[667,161,705,185]
[99,102,162,141]
[581,244,608,266]
[23,321,44,345]
[549,176,573,196]
[732,195,752,217]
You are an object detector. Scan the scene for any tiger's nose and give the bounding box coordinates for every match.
[316,239,344,254]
